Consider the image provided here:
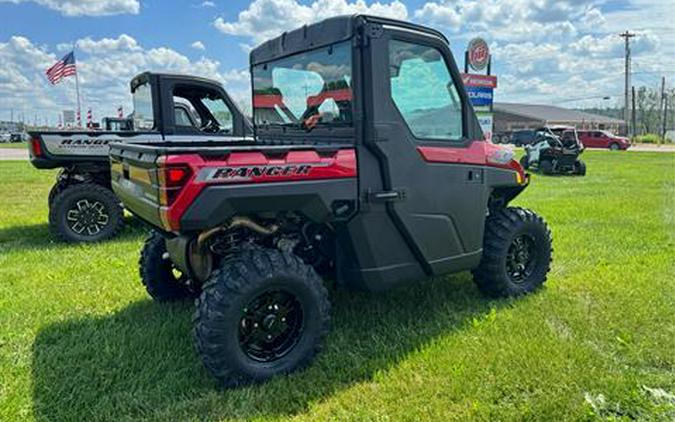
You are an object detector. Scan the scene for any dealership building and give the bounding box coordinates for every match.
[493,103,626,135]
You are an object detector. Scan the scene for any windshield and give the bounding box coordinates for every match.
[132,82,154,130]
[252,41,352,130]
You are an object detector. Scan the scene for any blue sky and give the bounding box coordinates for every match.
[0,0,672,125]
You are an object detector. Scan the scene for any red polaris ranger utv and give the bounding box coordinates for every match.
[110,15,552,386]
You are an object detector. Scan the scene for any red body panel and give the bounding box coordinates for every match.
[416,141,526,181]
[160,149,357,231]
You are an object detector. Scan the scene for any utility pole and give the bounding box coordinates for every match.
[660,76,666,140]
[620,31,636,136]
[663,97,669,142]
[631,85,637,139]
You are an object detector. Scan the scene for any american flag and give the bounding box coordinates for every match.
[45,51,77,85]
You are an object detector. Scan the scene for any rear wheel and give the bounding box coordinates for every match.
[49,183,124,242]
[193,248,330,387]
[139,231,196,301]
[472,207,552,297]
[574,159,587,176]
[47,181,67,207]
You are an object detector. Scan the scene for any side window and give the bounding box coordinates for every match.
[389,40,463,141]
[175,107,194,127]
[202,97,233,134]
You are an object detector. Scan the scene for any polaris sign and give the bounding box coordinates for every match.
[466,86,493,107]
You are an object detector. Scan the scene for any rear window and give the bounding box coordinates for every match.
[132,83,154,130]
[252,41,353,130]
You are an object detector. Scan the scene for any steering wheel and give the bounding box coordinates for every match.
[201,117,220,133]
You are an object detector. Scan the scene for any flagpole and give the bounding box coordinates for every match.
[73,45,81,127]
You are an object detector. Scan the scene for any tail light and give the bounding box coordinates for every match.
[157,163,192,207]
[30,136,43,157]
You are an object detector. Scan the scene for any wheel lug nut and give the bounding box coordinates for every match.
[281,317,286,322]
[267,335,272,340]
[253,323,259,328]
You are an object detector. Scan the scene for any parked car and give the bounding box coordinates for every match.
[510,130,538,146]
[578,130,630,150]
[0,133,11,143]
[9,133,24,143]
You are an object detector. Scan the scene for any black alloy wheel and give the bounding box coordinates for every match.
[66,198,110,236]
[505,234,536,283]
[49,183,124,242]
[239,289,304,363]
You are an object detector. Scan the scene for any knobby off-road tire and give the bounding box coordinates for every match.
[47,181,67,207]
[574,159,587,176]
[193,248,330,387]
[49,183,124,242]
[139,231,196,302]
[472,207,552,298]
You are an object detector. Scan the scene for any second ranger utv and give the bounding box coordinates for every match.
[27,72,251,242]
[111,15,553,386]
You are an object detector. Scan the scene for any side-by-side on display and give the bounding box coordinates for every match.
[110,15,553,387]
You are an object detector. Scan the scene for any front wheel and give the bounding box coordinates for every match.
[49,183,124,242]
[139,231,196,301]
[472,207,552,297]
[193,248,330,387]
[609,143,620,151]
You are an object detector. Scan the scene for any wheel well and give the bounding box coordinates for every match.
[61,166,111,189]
[489,186,526,212]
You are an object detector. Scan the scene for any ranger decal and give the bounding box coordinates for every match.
[207,164,312,181]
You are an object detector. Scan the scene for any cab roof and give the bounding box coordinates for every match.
[130,72,222,91]
[250,14,448,66]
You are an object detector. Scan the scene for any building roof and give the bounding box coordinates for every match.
[494,102,624,124]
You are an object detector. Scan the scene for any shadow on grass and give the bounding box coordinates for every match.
[0,216,146,253]
[31,275,501,420]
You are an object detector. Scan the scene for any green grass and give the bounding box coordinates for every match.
[0,142,28,149]
[1,151,674,421]
[0,142,28,150]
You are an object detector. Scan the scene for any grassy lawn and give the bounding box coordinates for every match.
[0,142,28,149]
[1,151,674,421]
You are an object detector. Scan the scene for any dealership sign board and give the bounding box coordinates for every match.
[466,86,494,107]
[476,112,494,143]
[468,38,490,71]
[461,73,497,89]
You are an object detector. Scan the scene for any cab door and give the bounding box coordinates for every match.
[360,25,490,276]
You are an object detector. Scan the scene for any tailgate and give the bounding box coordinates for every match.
[110,144,164,228]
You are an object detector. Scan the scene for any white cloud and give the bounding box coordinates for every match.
[191,41,206,51]
[0,0,140,16]
[214,0,408,43]
[200,0,215,6]
[0,34,251,124]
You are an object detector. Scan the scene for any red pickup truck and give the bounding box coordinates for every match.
[577,130,630,150]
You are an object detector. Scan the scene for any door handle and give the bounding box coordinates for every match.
[366,189,407,203]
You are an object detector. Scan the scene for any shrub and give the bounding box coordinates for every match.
[634,134,662,144]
